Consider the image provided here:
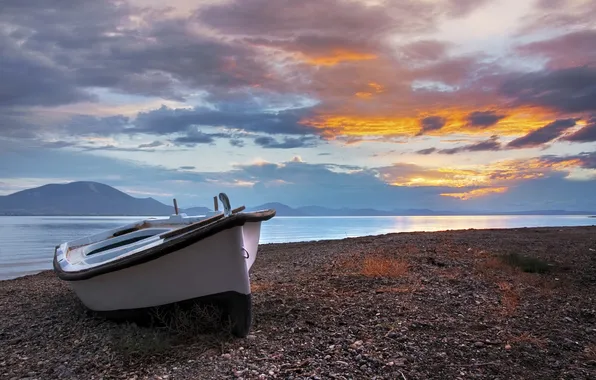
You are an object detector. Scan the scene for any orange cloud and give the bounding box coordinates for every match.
[440,187,508,200]
[303,106,555,138]
[302,49,377,66]
[354,82,385,99]
[378,157,585,189]
[355,92,374,99]
[368,82,384,93]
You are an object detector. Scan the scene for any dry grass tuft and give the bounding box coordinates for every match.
[509,332,548,348]
[251,281,273,293]
[362,256,409,278]
[497,281,520,316]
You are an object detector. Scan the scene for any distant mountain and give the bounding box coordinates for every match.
[253,204,596,217]
[248,202,310,216]
[296,206,394,216]
[1,181,594,216]
[0,181,177,216]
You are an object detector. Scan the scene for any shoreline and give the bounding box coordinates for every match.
[2,224,595,283]
[1,226,595,379]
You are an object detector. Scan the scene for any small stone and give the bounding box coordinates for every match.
[324,355,331,360]
[505,344,512,350]
[222,354,232,359]
[335,360,349,366]
[360,364,367,370]
[247,335,256,340]
[474,342,484,348]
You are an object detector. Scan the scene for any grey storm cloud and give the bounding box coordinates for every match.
[0,34,95,108]
[63,115,131,136]
[540,151,596,170]
[417,135,501,154]
[507,118,578,148]
[253,136,318,149]
[416,148,438,155]
[138,141,164,149]
[442,136,501,154]
[229,139,245,148]
[466,111,507,128]
[500,66,596,113]
[172,129,232,147]
[0,0,273,108]
[562,117,596,143]
[418,116,447,134]
[517,30,596,69]
[197,0,435,39]
[134,105,318,136]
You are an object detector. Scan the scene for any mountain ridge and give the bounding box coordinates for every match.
[0,181,594,216]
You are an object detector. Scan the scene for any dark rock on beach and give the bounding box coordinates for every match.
[1,226,596,379]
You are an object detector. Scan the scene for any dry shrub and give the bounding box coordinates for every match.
[479,254,552,278]
[251,281,273,293]
[509,332,548,348]
[497,281,520,316]
[362,256,409,278]
[501,253,552,273]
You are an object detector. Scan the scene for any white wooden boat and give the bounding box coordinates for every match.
[52,193,275,337]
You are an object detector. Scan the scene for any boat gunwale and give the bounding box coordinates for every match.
[52,209,276,282]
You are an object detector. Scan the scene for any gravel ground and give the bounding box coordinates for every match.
[1,226,596,379]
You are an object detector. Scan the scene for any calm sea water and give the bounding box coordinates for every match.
[0,215,594,280]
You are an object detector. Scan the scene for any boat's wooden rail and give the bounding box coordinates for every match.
[159,205,246,240]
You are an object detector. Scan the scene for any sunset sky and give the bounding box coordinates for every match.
[1,0,595,211]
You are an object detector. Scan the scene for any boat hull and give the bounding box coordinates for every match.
[66,222,263,337]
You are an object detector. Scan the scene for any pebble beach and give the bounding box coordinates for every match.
[1,226,595,379]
